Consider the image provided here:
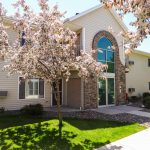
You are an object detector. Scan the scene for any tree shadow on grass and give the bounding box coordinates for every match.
[0,114,49,129]
[0,121,110,150]
[65,118,133,130]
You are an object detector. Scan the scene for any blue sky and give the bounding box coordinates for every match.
[1,0,150,52]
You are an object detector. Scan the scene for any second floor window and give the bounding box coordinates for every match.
[97,37,115,73]
[21,31,25,46]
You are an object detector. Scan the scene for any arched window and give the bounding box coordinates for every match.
[97,37,114,73]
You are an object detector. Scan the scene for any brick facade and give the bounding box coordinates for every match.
[84,30,126,109]
[83,77,98,109]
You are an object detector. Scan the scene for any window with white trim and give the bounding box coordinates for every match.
[25,79,39,99]
[19,77,44,99]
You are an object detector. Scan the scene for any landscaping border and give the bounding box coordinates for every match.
[44,110,150,127]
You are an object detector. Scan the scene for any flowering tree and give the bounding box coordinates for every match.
[0,0,106,136]
[100,0,150,54]
[0,3,10,59]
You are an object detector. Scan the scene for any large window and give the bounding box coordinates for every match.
[19,77,44,99]
[97,37,115,73]
[25,79,39,99]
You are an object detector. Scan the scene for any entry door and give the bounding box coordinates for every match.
[98,80,106,105]
[52,79,62,106]
[108,78,115,105]
[98,78,115,106]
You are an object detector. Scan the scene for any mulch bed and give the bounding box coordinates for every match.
[1,109,150,127]
[44,110,150,128]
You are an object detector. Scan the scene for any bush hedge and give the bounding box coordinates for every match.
[129,96,137,102]
[20,104,43,115]
[143,92,150,98]
[0,107,5,113]
[143,96,150,109]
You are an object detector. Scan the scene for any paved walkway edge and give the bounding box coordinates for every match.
[96,128,150,150]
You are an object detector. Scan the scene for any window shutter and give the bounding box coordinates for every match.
[19,77,25,99]
[21,31,25,46]
[39,79,44,98]
[148,59,150,67]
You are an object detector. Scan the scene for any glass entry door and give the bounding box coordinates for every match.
[108,78,115,105]
[98,78,115,106]
[98,80,106,105]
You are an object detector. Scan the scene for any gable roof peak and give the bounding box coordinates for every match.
[65,4,128,32]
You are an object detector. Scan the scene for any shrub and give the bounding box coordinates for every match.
[20,104,43,115]
[143,96,150,109]
[0,107,5,113]
[143,92,150,98]
[129,96,137,103]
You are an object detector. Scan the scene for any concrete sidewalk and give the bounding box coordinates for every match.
[93,105,150,118]
[97,128,150,150]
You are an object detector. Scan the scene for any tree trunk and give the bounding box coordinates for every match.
[53,80,63,138]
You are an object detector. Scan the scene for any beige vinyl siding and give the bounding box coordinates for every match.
[0,7,126,110]
[0,63,51,110]
[0,28,51,110]
[0,62,51,110]
[7,27,17,46]
[70,7,125,65]
[126,53,150,97]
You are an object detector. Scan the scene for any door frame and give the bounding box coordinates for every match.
[51,79,63,107]
[98,73,115,107]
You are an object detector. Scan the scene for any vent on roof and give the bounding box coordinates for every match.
[76,13,79,15]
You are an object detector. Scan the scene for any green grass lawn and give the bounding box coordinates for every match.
[0,114,146,150]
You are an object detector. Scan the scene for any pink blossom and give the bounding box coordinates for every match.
[1,0,106,82]
[100,0,150,54]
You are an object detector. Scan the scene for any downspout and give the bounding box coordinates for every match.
[81,27,85,109]
[82,27,86,51]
